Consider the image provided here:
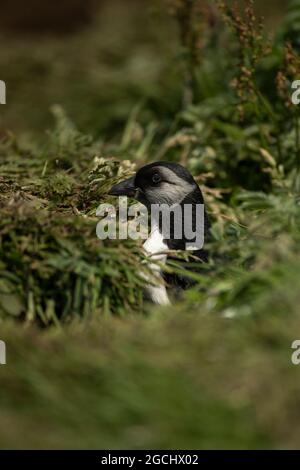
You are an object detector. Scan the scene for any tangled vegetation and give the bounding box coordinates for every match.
[1,0,300,449]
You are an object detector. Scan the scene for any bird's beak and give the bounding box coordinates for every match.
[108,176,136,197]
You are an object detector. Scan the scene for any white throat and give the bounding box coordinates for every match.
[143,225,168,259]
[142,226,170,305]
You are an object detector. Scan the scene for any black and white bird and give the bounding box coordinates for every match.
[109,161,210,305]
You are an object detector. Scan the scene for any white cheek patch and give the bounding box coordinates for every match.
[145,167,195,205]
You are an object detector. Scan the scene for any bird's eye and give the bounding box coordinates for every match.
[152,173,161,184]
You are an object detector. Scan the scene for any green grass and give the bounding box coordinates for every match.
[1,0,300,449]
[1,256,300,449]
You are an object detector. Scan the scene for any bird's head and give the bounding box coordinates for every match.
[108,161,200,207]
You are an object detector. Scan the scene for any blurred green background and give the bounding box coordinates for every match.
[1,0,300,451]
[0,0,288,137]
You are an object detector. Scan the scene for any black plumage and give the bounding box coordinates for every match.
[109,161,210,300]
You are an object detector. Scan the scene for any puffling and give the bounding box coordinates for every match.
[109,161,210,305]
